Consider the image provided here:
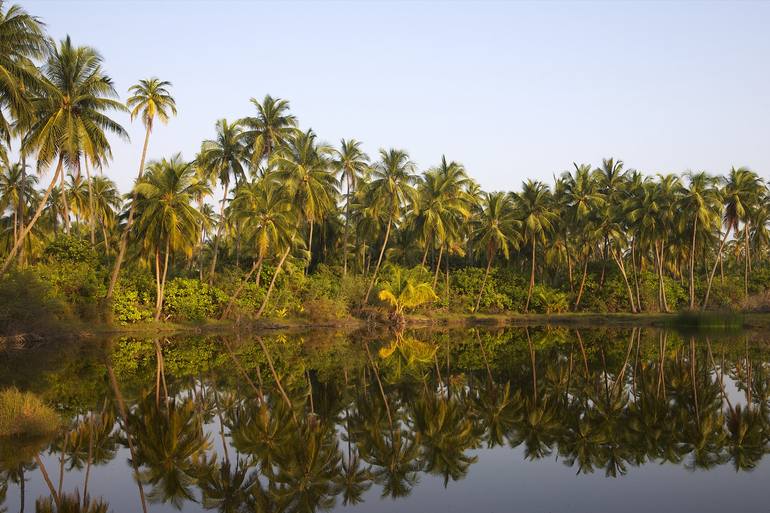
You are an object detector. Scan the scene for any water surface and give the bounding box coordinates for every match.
[1,326,768,512]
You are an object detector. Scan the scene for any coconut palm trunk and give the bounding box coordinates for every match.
[432,243,444,288]
[84,158,96,245]
[256,245,291,318]
[474,252,493,312]
[689,216,697,309]
[60,168,70,234]
[574,257,589,310]
[107,124,152,299]
[525,240,536,312]
[611,248,636,313]
[222,255,263,319]
[364,216,392,303]
[343,173,352,276]
[744,222,750,298]
[207,181,229,283]
[1,156,64,275]
[702,226,731,310]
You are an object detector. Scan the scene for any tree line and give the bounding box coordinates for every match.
[2,2,769,321]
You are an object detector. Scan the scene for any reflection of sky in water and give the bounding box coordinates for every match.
[3,329,769,513]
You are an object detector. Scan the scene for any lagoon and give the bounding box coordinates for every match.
[1,326,769,512]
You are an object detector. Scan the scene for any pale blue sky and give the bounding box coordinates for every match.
[21,0,770,193]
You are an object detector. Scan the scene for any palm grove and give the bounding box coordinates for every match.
[2,3,770,327]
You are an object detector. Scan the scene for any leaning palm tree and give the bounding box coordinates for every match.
[332,139,369,276]
[514,180,557,312]
[132,154,203,320]
[471,192,520,312]
[2,36,127,275]
[198,118,247,282]
[362,149,418,303]
[0,2,48,146]
[107,77,176,299]
[222,177,294,318]
[703,167,761,308]
[240,94,298,171]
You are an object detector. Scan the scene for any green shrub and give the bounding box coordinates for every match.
[43,235,97,265]
[301,298,349,322]
[163,278,227,321]
[0,388,59,437]
[112,288,154,324]
[452,267,512,312]
[0,271,73,338]
[531,285,569,314]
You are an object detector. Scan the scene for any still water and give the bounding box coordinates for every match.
[1,326,769,512]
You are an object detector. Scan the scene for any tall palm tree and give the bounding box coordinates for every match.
[133,154,204,320]
[703,167,761,308]
[414,156,473,281]
[333,138,369,276]
[107,77,176,299]
[90,175,121,254]
[240,94,298,171]
[1,36,127,275]
[198,118,247,282]
[0,2,47,147]
[471,191,520,312]
[514,180,557,312]
[678,171,721,309]
[272,128,336,271]
[362,149,418,303]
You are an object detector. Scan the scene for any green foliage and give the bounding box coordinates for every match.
[34,260,105,321]
[163,278,227,321]
[452,267,511,312]
[0,388,59,437]
[44,235,98,265]
[110,271,156,324]
[0,270,73,338]
[531,285,568,314]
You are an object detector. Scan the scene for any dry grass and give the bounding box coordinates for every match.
[0,388,60,438]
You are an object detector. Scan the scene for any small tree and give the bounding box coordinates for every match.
[377,266,437,326]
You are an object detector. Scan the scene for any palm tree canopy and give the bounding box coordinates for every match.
[23,36,128,169]
[126,77,177,131]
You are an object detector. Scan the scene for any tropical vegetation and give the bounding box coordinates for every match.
[1,2,770,333]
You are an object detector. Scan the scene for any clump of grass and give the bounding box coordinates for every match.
[0,388,60,438]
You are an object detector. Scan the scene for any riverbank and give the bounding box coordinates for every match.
[6,310,770,345]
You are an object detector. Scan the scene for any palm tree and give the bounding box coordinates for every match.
[2,36,127,275]
[362,149,418,303]
[133,154,204,320]
[332,139,369,276]
[377,265,437,325]
[703,167,761,308]
[222,178,294,318]
[240,94,298,170]
[89,175,121,254]
[679,171,721,309]
[0,161,37,245]
[471,191,520,312]
[414,156,473,284]
[199,118,247,282]
[272,129,336,271]
[514,180,557,312]
[0,2,47,146]
[107,78,176,299]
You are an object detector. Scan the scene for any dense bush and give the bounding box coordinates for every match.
[452,267,512,312]
[163,278,227,321]
[0,271,72,338]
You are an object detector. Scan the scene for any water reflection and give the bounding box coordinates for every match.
[1,327,770,512]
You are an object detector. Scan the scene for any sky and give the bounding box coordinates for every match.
[19,0,770,194]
